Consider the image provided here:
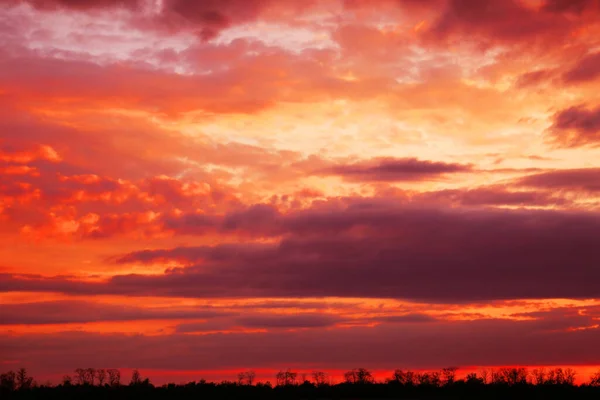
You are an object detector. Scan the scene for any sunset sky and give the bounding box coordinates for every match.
[1,0,600,385]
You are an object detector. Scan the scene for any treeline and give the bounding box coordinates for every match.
[2,366,600,399]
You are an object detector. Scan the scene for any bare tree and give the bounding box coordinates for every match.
[465,373,483,385]
[531,368,546,385]
[62,375,72,386]
[430,371,442,387]
[496,368,528,385]
[285,369,297,386]
[276,371,285,386]
[590,370,600,386]
[344,368,374,384]
[311,371,328,386]
[416,372,430,386]
[563,368,577,386]
[0,371,16,391]
[301,373,308,384]
[130,369,142,386]
[392,369,417,386]
[16,368,33,390]
[276,369,297,386]
[416,372,440,387]
[392,369,403,384]
[480,369,489,384]
[74,368,86,385]
[442,367,458,386]
[107,369,121,387]
[237,370,256,385]
[246,370,256,386]
[543,368,576,385]
[85,368,96,385]
[96,369,107,386]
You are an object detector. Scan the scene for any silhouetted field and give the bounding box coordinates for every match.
[3,367,600,399]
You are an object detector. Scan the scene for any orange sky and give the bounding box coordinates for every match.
[1,0,600,385]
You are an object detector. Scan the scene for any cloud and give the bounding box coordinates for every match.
[375,314,438,324]
[517,168,600,192]
[316,157,473,182]
[235,313,342,329]
[174,320,235,333]
[510,307,598,332]
[0,300,234,325]
[514,69,556,88]
[3,313,600,377]
[547,106,600,147]
[0,0,141,10]
[563,52,600,83]
[160,0,278,41]
[426,0,574,46]
[4,202,600,302]
[541,0,599,15]
[415,187,567,207]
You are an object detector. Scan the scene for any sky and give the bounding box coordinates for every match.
[1,0,600,385]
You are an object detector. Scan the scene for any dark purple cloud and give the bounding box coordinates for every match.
[510,307,598,332]
[416,187,566,207]
[517,168,600,192]
[0,300,233,325]
[547,105,600,146]
[316,157,473,182]
[3,203,600,302]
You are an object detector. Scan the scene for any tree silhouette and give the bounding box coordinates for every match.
[480,368,490,384]
[391,369,416,386]
[590,370,600,386]
[311,371,328,386]
[237,370,256,385]
[442,366,458,385]
[465,372,484,385]
[0,370,16,391]
[237,372,245,385]
[96,368,106,386]
[344,368,374,384]
[4,365,600,399]
[74,368,86,385]
[276,369,297,386]
[62,375,73,386]
[531,368,546,385]
[16,368,33,390]
[85,368,96,385]
[107,369,121,387]
[495,367,528,385]
[130,369,142,386]
[275,371,284,386]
